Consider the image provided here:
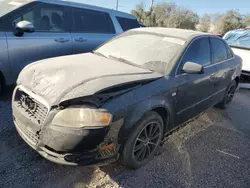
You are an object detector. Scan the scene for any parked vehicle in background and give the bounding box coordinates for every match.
[224,29,250,82]
[0,0,140,93]
[12,28,242,169]
[215,34,223,38]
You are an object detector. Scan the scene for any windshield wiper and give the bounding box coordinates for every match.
[109,55,144,69]
[93,51,107,58]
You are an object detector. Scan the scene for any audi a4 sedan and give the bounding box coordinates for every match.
[12,28,242,169]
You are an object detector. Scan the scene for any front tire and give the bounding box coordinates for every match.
[216,80,237,109]
[121,111,164,169]
[0,77,3,95]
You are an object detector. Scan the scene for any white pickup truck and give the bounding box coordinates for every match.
[224,29,250,82]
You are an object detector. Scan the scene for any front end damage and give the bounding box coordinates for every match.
[12,50,164,165]
[12,85,128,166]
[12,78,154,166]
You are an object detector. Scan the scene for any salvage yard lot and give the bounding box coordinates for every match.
[0,88,250,188]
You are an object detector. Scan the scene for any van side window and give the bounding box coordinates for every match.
[116,17,140,31]
[72,8,115,34]
[210,38,228,63]
[12,3,68,32]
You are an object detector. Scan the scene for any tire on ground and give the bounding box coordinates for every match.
[216,80,237,109]
[121,111,164,169]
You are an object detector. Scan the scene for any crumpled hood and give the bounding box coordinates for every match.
[231,47,250,72]
[17,53,162,106]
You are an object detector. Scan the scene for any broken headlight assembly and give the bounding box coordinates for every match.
[51,106,113,128]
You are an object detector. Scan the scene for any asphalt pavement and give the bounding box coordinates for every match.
[0,87,249,188]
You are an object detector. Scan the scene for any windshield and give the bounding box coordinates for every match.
[95,31,184,74]
[0,0,32,18]
[223,30,250,49]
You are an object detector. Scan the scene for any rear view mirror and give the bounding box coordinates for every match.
[15,21,35,36]
[182,61,204,74]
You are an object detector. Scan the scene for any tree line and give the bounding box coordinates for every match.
[131,2,250,34]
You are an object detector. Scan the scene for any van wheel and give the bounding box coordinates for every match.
[121,111,164,169]
[216,80,237,109]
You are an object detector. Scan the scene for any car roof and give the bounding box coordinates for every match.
[35,0,136,19]
[131,27,212,41]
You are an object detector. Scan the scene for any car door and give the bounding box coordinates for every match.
[4,2,72,81]
[70,6,116,54]
[175,37,217,125]
[210,37,236,95]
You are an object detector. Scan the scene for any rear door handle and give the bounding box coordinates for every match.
[74,38,88,43]
[54,38,70,43]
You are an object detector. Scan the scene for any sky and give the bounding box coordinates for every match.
[72,0,250,15]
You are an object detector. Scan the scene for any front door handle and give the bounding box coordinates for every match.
[55,38,70,43]
[210,74,216,80]
[230,68,235,72]
[74,38,88,43]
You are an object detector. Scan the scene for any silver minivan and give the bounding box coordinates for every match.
[0,0,140,93]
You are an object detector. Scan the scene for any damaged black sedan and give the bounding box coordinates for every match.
[12,28,242,169]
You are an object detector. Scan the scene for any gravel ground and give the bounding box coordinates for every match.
[0,87,250,188]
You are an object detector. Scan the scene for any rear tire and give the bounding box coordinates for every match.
[121,111,164,169]
[216,80,237,109]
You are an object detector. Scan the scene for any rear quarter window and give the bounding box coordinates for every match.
[226,45,234,59]
[116,17,140,31]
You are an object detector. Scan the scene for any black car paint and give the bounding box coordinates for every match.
[13,34,241,165]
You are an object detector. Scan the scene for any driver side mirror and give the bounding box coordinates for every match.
[15,21,35,37]
[182,61,204,74]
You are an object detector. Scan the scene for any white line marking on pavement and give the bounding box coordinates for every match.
[216,149,240,159]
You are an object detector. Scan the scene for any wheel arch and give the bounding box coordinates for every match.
[118,97,175,146]
[151,106,170,133]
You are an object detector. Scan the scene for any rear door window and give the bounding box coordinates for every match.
[210,38,229,63]
[72,7,115,34]
[116,17,140,31]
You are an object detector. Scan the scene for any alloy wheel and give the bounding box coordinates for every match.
[133,122,161,162]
